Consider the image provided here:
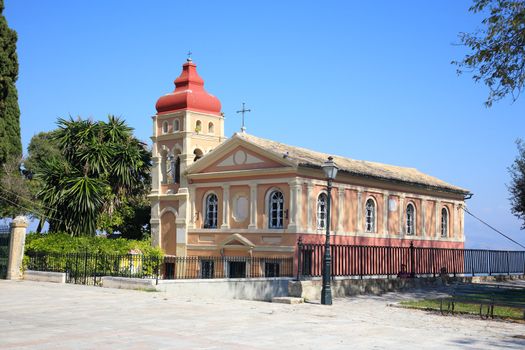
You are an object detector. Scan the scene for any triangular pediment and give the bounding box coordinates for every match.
[201,146,286,173]
[219,233,255,248]
[186,133,297,174]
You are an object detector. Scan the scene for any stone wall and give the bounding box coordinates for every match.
[289,274,525,301]
[101,276,291,301]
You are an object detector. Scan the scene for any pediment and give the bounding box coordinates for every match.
[201,146,285,173]
[186,134,297,174]
[219,233,255,248]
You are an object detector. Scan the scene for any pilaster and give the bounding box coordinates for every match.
[288,179,300,232]
[306,183,313,232]
[337,188,344,233]
[221,184,230,229]
[399,195,405,235]
[296,182,303,232]
[357,189,363,233]
[421,199,426,237]
[150,200,161,248]
[383,193,388,235]
[460,204,465,240]
[435,200,441,238]
[175,192,189,256]
[453,203,459,239]
[248,183,257,229]
[187,186,196,229]
[151,156,160,195]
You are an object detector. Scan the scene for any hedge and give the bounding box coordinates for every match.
[25,232,163,258]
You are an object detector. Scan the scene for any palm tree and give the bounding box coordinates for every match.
[36,116,151,236]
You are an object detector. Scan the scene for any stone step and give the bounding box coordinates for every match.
[272,297,304,304]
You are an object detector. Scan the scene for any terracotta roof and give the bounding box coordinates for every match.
[234,132,469,195]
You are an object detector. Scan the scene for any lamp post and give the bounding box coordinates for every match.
[321,156,338,305]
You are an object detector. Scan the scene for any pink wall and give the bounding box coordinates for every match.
[298,233,464,249]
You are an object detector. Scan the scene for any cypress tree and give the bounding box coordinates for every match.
[0,0,22,165]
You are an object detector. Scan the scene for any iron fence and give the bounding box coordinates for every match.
[297,241,525,279]
[25,252,294,285]
[163,255,294,279]
[26,252,161,285]
[0,228,10,279]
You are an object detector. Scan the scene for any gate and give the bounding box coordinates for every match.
[0,225,11,279]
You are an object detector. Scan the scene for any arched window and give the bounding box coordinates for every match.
[317,193,327,229]
[195,120,202,133]
[268,190,284,229]
[441,207,448,237]
[406,203,415,235]
[193,148,203,162]
[162,121,168,134]
[204,194,218,228]
[173,119,180,132]
[365,198,376,233]
[208,122,214,134]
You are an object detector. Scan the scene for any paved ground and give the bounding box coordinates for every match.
[0,280,524,349]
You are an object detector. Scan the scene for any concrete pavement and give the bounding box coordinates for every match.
[0,280,523,349]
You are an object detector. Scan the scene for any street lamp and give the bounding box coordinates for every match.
[321,156,338,305]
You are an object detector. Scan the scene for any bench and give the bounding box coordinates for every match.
[440,283,525,320]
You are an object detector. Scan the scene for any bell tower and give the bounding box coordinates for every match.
[149,58,225,256]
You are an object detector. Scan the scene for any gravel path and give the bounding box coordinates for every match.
[0,280,523,349]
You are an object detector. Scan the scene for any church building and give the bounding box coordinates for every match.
[149,58,470,262]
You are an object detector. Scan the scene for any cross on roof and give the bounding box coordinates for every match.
[236,102,251,133]
[187,50,192,62]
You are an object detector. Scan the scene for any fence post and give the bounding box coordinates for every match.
[409,242,415,278]
[431,248,435,278]
[83,250,88,285]
[452,250,457,277]
[360,246,364,279]
[386,246,391,279]
[506,251,510,275]
[296,236,303,281]
[93,253,98,285]
[155,256,160,285]
[487,251,491,276]
[471,251,475,276]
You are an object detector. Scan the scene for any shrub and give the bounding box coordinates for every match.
[25,232,162,258]
[24,232,163,278]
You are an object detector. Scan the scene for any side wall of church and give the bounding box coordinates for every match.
[182,173,466,257]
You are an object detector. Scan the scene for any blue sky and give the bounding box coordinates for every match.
[4,1,525,249]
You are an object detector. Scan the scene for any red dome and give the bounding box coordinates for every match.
[155,60,222,115]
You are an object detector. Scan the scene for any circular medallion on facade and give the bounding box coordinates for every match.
[233,150,247,165]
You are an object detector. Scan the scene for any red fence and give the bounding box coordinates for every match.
[297,241,525,279]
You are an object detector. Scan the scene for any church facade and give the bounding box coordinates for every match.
[149,59,470,260]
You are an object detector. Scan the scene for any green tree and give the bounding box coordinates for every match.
[0,0,23,218]
[454,0,525,107]
[0,156,32,218]
[25,132,63,177]
[0,0,21,164]
[35,116,151,236]
[24,132,63,231]
[509,139,525,229]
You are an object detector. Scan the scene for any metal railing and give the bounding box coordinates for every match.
[163,255,294,279]
[26,252,161,285]
[25,252,294,285]
[297,241,525,279]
